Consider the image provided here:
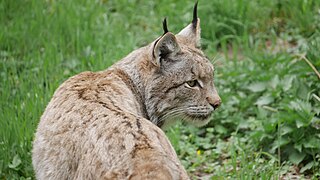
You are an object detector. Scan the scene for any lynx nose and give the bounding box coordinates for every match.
[207,96,221,110]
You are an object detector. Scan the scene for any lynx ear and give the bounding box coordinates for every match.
[152,32,180,67]
[177,1,201,47]
[151,19,180,67]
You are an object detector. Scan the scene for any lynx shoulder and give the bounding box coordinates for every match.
[32,2,221,180]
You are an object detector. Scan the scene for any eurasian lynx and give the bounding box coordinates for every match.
[32,2,221,179]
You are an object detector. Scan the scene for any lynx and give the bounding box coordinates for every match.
[32,2,221,179]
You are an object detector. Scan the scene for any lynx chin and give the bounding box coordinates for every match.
[32,2,221,180]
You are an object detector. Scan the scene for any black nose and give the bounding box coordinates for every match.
[208,98,221,110]
[211,101,221,109]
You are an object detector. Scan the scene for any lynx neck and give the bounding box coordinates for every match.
[109,47,153,120]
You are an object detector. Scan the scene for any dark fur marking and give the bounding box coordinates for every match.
[97,133,102,139]
[98,101,109,108]
[77,88,92,101]
[131,133,153,158]
[120,144,126,150]
[124,171,129,178]
[112,69,150,120]
[164,83,182,94]
[129,132,137,138]
[187,47,203,56]
[106,128,120,140]
[105,95,122,111]
[192,1,198,29]
[97,100,130,121]
[162,18,169,34]
[136,118,142,131]
[121,121,133,128]
[65,106,73,114]
[152,32,166,59]
[71,84,81,88]
[157,119,165,128]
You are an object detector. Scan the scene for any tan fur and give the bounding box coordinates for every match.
[32,4,221,180]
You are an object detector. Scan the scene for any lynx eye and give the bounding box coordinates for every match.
[186,80,199,87]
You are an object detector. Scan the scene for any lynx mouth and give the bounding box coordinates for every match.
[182,113,212,127]
[184,107,214,121]
[185,113,212,121]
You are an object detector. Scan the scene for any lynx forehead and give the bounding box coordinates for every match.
[32,2,221,179]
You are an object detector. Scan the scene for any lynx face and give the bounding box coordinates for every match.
[145,17,221,128]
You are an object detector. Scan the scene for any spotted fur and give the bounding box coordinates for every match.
[32,3,221,180]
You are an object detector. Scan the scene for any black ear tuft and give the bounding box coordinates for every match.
[192,1,198,28]
[162,18,169,34]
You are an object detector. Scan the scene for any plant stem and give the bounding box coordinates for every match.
[296,54,320,79]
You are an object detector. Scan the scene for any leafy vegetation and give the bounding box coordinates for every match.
[1,0,319,179]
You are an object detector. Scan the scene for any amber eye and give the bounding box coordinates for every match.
[186,80,198,87]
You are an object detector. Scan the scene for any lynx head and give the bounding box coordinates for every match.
[145,2,221,128]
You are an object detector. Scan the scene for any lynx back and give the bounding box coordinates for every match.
[32,2,220,180]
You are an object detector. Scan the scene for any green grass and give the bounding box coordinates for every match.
[1,0,320,179]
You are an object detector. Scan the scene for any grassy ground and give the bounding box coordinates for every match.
[1,0,320,179]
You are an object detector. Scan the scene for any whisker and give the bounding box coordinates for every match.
[158,108,185,123]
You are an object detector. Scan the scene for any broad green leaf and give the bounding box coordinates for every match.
[299,101,312,114]
[269,75,280,89]
[280,126,293,136]
[300,161,314,173]
[282,75,295,91]
[294,143,302,152]
[296,82,310,100]
[296,119,305,128]
[238,117,256,130]
[206,127,214,133]
[303,137,320,149]
[255,95,274,106]
[215,125,228,134]
[290,99,312,112]
[311,116,320,130]
[290,100,313,127]
[271,137,290,153]
[289,150,306,165]
[263,121,276,132]
[247,82,267,92]
[8,154,21,170]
